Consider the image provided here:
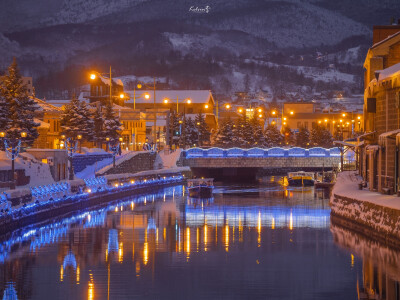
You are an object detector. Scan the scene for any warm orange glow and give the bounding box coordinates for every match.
[76,265,80,284]
[333,121,336,124]
[119,242,123,262]
[143,242,148,265]
[339,119,343,123]
[283,122,286,125]
[283,117,287,121]
[204,224,208,251]
[258,114,262,118]
[271,111,276,115]
[119,93,124,99]
[271,217,275,230]
[163,98,169,104]
[77,134,82,140]
[225,104,230,109]
[88,275,94,300]
[225,225,229,252]
[196,122,200,125]
[357,116,361,120]
[342,113,346,117]
[271,121,276,125]
[137,83,142,89]
[205,104,209,109]
[290,111,294,115]
[324,119,328,122]
[186,99,192,104]
[144,93,150,99]
[289,212,293,230]
[60,266,64,282]
[90,74,96,80]
[258,108,262,113]
[20,131,27,138]
[238,108,243,113]
[318,120,322,124]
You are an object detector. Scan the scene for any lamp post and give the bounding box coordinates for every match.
[0,131,27,189]
[63,134,81,180]
[106,137,121,168]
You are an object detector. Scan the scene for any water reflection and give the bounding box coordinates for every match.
[0,181,360,299]
[331,223,400,299]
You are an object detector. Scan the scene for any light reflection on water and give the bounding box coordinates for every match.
[0,179,397,299]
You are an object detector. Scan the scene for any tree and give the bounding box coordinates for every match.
[103,101,122,141]
[215,118,235,148]
[167,110,181,148]
[60,96,84,138]
[248,117,266,147]
[310,125,333,148]
[79,101,94,141]
[264,123,283,147]
[92,107,105,148]
[179,116,198,148]
[296,126,310,148]
[0,58,39,146]
[195,112,210,146]
[282,126,295,146]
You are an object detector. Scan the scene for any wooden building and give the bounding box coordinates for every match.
[361,24,400,193]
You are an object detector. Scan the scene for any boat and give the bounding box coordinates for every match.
[187,178,214,198]
[287,171,315,186]
[314,171,336,188]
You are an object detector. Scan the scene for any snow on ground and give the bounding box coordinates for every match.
[0,151,54,188]
[332,171,400,211]
[158,149,182,169]
[75,157,113,179]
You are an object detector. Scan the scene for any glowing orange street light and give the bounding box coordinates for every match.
[290,111,294,115]
[258,114,262,118]
[324,119,328,122]
[283,122,287,125]
[238,108,243,113]
[271,111,276,115]
[163,98,169,104]
[20,131,27,138]
[225,104,231,109]
[197,122,200,125]
[342,113,346,117]
[339,119,343,123]
[144,93,150,100]
[258,108,262,113]
[283,117,287,121]
[357,116,361,120]
[137,83,142,89]
[0,132,5,138]
[318,120,322,124]
[90,74,96,80]
[205,104,209,109]
[119,93,124,99]
[187,99,192,104]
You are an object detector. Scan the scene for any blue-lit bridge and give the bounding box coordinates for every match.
[181,147,341,180]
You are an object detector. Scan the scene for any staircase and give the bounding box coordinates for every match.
[97,152,156,176]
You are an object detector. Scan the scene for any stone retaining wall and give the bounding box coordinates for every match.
[103,152,156,175]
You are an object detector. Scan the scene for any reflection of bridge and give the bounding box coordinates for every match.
[182,147,341,179]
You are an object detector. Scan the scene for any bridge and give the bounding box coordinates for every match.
[181,147,341,180]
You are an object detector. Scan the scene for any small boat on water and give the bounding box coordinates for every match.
[314,171,336,188]
[287,171,315,186]
[187,178,214,198]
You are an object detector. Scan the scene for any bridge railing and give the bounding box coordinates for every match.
[184,147,340,158]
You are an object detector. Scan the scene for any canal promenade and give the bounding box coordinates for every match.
[0,167,189,234]
[330,171,400,248]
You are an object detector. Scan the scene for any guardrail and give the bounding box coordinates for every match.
[184,147,341,158]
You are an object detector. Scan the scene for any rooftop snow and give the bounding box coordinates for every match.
[377,62,400,81]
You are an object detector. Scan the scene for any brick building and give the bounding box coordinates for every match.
[361,24,400,193]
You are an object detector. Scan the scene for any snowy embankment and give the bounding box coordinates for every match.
[0,151,54,188]
[330,171,400,244]
[157,149,182,169]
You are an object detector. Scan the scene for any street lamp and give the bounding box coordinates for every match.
[1,131,27,189]
[63,134,81,180]
[106,137,121,167]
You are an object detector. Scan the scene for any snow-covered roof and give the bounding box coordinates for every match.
[125,90,214,105]
[371,30,400,49]
[146,120,167,127]
[376,62,400,81]
[379,129,400,145]
[34,118,50,129]
[97,74,123,86]
[33,98,62,112]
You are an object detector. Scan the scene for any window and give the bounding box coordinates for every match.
[304,122,308,129]
[297,121,302,128]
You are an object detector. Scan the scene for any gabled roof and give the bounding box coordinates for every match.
[125,90,214,105]
[33,98,62,112]
[364,30,400,69]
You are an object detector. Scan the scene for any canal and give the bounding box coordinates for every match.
[0,177,398,299]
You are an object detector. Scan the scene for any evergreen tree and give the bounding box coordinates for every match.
[264,123,283,147]
[215,118,235,148]
[296,126,310,148]
[168,110,181,147]
[233,114,247,146]
[282,126,295,146]
[179,116,198,148]
[0,58,39,145]
[92,107,105,148]
[248,117,265,147]
[195,112,210,146]
[79,101,94,141]
[60,96,84,138]
[310,125,333,148]
[103,101,122,141]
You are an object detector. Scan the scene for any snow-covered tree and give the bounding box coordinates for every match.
[0,58,39,146]
[79,101,94,141]
[92,107,105,148]
[248,117,265,147]
[179,116,198,148]
[195,112,210,146]
[264,123,283,147]
[60,96,84,138]
[215,118,235,148]
[103,101,122,141]
[167,110,181,147]
[310,125,333,148]
[282,126,295,146]
[296,126,310,148]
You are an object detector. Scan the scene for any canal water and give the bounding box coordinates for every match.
[0,177,398,299]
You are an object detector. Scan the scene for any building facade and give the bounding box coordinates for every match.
[361,24,400,193]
